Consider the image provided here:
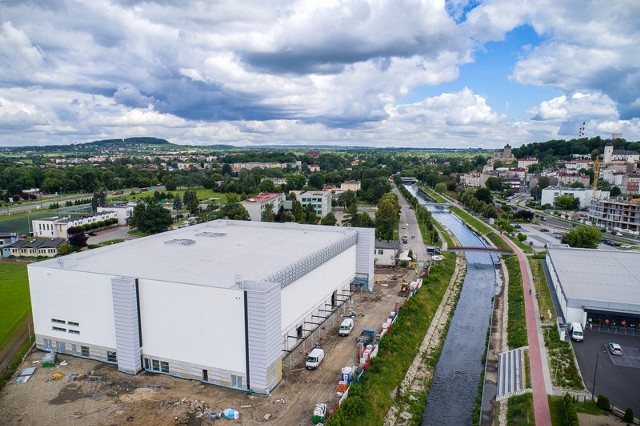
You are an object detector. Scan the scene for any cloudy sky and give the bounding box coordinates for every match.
[1,0,639,148]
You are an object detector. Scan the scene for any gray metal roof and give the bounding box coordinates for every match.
[547,247,640,312]
[30,220,357,289]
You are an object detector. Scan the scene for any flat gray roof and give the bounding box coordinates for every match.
[31,220,356,288]
[548,248,640,308]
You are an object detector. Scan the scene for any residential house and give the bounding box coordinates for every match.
[374,240,400,266]
[32,212,119,239]
[340,180,361,192]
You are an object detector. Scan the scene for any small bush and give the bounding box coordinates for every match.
[624,408,634,423]
[563,393,580,426]
[596,394,610,411]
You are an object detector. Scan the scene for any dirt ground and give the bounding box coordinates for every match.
[0,267,412,426]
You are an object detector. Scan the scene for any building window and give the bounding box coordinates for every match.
[81,346,90,357]
[107,351,117,363]
[52,318,66,324]
[160,361,169,373]
[144,358,150,370]
[68,321,79,326]
[152,359,160,371]
[203,369,208,381]
[68,329,80,335]
[44,339,52,350]
[52,326,66,332]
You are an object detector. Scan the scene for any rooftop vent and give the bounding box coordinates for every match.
[164,239,196,246]
[195,232,227,238]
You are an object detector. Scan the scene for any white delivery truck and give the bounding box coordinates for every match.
[306,348,325,369]
[338,318,354,336]
[569,322,584,342]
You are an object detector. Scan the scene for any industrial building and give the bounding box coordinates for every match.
[28,220,374,393]
[32,211,119,239]
[546,247,640,331]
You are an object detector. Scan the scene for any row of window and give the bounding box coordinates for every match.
[144,358,170,373]
[52,318,79,326]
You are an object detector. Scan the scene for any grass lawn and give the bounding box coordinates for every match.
[0,262,30,348]
[507,393,534,425]
[113,188,228,204]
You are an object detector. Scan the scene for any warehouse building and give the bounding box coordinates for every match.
[546,247,640,331]
[28,220,374,393]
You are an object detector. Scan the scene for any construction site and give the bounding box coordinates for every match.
[0,267,415,425]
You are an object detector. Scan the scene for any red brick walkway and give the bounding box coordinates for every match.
[501,235,552,426]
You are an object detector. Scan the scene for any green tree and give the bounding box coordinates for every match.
[183,190,199,213]
[531,176,551,201]
[554,195,580,210]
[610,186,621,197]
[261,203,276,222]
[475,188,493,204]
[91,188,107,212]
[302,204,319,224]
[173,194,183,211]
[223,202,251,221]
[130,199,173,234]
[339,190,357,208]
[435,182,447,193]
[485,177,504,191]
[562,226,602,249]
[342,203,359,226]
[291,200,304,222]
[354,212,374,228]
[320,212,337,226]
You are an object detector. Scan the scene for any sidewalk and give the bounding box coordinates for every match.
[501,234,552,426]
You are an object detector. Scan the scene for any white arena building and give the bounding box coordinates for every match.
[28,220,374,393]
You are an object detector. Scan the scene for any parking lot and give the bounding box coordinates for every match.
[571,331,640,415]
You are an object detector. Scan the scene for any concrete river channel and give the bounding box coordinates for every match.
[405,185,501,425]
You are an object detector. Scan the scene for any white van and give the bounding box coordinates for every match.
[569,322,584,342]
[338,318,354,336]
[306,348,325,369]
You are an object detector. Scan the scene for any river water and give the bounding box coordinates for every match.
[405,186,499,426]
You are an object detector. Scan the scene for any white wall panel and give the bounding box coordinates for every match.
[280,246,356,334]
[28,266,117,348]
[138,280,246,374]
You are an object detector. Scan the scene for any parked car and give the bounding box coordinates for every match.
[514,224,522,229]
[540,228,549,232]
[608,342,623,356]
[306,347,325,369]
[401,236,408,244]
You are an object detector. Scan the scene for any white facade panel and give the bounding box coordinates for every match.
[355,227,375,290]
[280,246,356,335]
[28,266,117,349]
[138,279,246,375]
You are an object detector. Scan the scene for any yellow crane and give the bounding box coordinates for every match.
[592,155,600,197]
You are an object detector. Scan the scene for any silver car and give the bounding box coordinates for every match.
[608,342,623,356]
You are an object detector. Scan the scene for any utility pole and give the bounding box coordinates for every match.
[592,351,599,399]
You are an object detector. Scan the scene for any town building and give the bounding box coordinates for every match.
[546,247,640,332]
[587,197,640,232]
[541,186,610,209]
[603,143,640,164]
[374,240,400,266]
[340,180,361,192]
[300,191,332,218]
[622,174,640,195]
[517,158,538,169]
[240,193,286,222]
[97,204,135,225]
[27,220,374,393]
[32,212,119,239]
[4,238,67,258]
[556,172,591,187]
[0,232,19,257]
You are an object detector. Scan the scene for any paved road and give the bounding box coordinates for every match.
[393,185,425,265]
[500,234,552,426]
[572,331,640,415]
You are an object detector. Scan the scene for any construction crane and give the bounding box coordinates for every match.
[592,155,600,197]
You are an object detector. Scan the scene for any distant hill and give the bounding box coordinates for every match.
[86,137,173,147]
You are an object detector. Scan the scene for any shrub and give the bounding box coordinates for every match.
[624,408,634,423]
[596,394,610,412]
[563,393,579,426]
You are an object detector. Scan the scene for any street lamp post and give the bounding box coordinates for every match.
[592,351,600,400]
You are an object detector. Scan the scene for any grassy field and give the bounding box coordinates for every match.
[507,393,534,425]
[112,188,228,204]
[0,210,62,234]
[505,256,528,349]
[0,263,30,348]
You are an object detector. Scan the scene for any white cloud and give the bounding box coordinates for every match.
[0,0,639,147]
